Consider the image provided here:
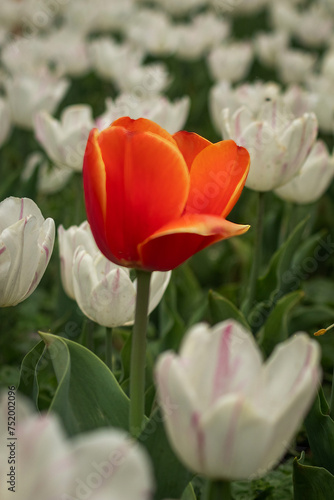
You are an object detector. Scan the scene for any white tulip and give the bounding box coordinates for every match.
[221,99,318,191]
[276,49,316,85]
[207,42,253,83]
[22,152,73,195]
[274,141,334,204]
[0,197,55,307]
[58,221,99,300]
[254,31,289,68]
[4,71,69,130]
[155,320,321,480]
[96,94,190,134]
[0,395,154,500]
[0,98,11,148]
[58,222,171,327]
[34,105,94,171]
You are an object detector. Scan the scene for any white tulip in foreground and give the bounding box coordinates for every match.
[58,222,171,327]
[0,396,154,500]
[275,141,334,204]
[155,320,321,480]
[0,197,55,307]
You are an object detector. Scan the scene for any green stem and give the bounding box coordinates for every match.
[330,366,334,420]
[81,318,94,351]
[242,191,265,316]
[129,270,152,437]
[278,201,293,246]
[204,479,232,500]
[106,327,113,371]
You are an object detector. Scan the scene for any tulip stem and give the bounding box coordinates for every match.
[330,366,334,420]
[242,191,265,317]
[106,327,113,371]
[129,269,152,438]
[204,479,232,500]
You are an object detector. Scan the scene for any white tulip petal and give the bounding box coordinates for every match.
[68,430,154,500]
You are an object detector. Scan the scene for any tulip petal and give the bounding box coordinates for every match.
[139,214,249,271]
[83,128,109,258]
[173,131,212,171]
[111,116,176,145]
[185,140,250,218]
[97,126,189,266]
[155,353,202,474]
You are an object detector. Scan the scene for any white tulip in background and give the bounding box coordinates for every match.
[276,48,316,85]
[0,97,11,148]
[287,4,333,48]
[21,152,73,195]
[0,395,154,500]
[0,197,55,307]
[155,320,321,480]
[149,0,206,16]
[254,31,289,68]
[207,42,253,83]
[4,71,70,130]
[58,222,171,327]
[209,80,281,134]
[34,104,95,171]
[221,99,318,191]
[274,141,334,205]
[96,94,190,134]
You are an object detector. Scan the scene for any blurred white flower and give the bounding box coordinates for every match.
[221,99,318,191]
[173,13,230,61]
[209,80,281,133]
[0,395,154,500]
[96,95,190,134]
[34,105,94,171]
[114,63,170,95]
[0,98,11,148]
[0,0,22,29]
[4,71,70,130]
[254,31,289,68]
[291,4,333,48]
[275,141,334,204]
[0,197,55,307]
[207,42,253,82]
[321,49,334,81]
[1,36,49,76]
[270,2,299,35]
[155,320,321,480]
[126,9,177,56]
[21,152,73,195]
[147,0,207,16]
[276,48,316,85]
[44,28,90,77]
[215,0,268,15]
[58,222,171,327]
[88,37,144,82]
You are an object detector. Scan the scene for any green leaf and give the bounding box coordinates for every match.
[256,290,304,357]
[208,290,250,330]
[181,483,197,500]
[304,388,334,475]
[39,332,129,436]
[293,453,334,500]
[139,409,193,500]
[18,341,46,405]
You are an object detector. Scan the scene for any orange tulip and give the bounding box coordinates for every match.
[83,117,250,271]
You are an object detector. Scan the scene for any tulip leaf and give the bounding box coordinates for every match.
[304,388,334,475]
[138,408,193,500]
[181,483,197,500]
[38,332,129,436]
[293,453,334,500]
[252,217,309,330]
[18,340,46,406]
[208,290,250,330]
[256,290,304,357]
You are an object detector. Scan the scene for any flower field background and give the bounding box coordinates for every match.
[1,0,334,499]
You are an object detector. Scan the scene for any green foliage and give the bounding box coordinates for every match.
[293,453,334,500]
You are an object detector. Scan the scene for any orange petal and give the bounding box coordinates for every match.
[173,131,212,171]
[83,128,111,259]
[138,214,249,271]
[111,116,176,145]
[97,125,190,266]
[185,140,250,218]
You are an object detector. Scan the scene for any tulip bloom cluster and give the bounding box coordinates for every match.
[83,117,250,271]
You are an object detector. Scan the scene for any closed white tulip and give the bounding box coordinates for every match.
[155,320,321,480]
[58,222,171,327]
[221,99,318,191]
[0,197,55,307]
[34,105,94,171]
[4,72,69,130]
[207,42,253,83]
[274,141,334,204]
[0,395,154,500]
